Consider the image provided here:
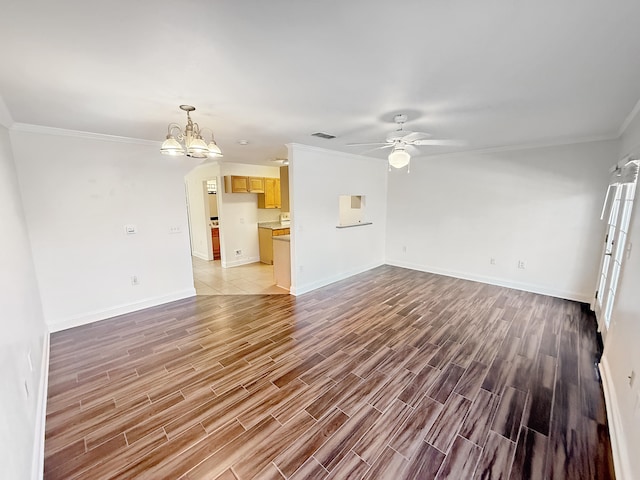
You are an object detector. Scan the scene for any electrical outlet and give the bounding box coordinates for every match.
[168,226,181,234]
[234,249,242,256]
[490,257,496,265]
[517,260,526,269]
[124,224,137,235]
[131,275,139,285]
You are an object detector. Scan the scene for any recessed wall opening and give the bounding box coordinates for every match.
[338,194,371,228]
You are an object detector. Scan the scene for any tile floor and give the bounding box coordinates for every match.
[192,256,289,295]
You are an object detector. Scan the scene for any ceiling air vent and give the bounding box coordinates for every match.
[311,132,336,140]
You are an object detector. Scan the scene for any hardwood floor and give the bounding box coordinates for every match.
[44,265,615,479]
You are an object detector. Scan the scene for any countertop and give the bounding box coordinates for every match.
[258,222,291,230]
[272,234,290,242]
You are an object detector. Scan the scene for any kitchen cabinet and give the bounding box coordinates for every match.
[224,176,265,193]
[211,227,220,260]
[258,226,290,264]
[257,178,281,209]
[280,166,290,212]
[248,177,265,193]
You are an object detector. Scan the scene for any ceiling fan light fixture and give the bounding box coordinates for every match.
[388,149,410,169]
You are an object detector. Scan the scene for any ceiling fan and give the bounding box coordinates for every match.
[347,114,464,170]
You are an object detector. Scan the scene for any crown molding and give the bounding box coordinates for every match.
[412,132,619,161]
[10,122,160,146]
[618,96,640,138]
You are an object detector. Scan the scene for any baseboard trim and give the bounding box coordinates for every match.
[192,251,210,261]
[31,331,50,480]
[291,261,384,296]
[385,259,591,303]
[222,256,261,268]
[599,357,631,480]
[47,288,196,332]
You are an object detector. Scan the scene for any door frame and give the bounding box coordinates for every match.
[593,168,638,338]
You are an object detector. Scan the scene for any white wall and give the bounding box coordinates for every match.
[10,126,198,331]
[0,122,48,479]
[219,163,280,267]
[620,107,640,157]
[185,163,220,260]
[288,144,387,294]
[385,140,617,301]
[600,116,640,480]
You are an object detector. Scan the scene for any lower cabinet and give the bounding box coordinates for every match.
[258,228,274,264]
[258,227,290,264]
[211,228,220,260]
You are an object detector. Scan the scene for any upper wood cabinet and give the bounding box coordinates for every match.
[258,178,281,209]
[248,177,265,193]
[225,175,249,193]
[224,176,266,193]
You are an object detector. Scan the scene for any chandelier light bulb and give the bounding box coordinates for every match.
[207,141,223,158]
[160,135,185,156]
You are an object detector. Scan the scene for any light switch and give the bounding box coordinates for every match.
[124,224,137,235]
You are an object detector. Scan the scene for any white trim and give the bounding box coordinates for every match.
[11,123,160,147]
[619,97,640,138]
[192,251,210,261]
[290,261,384,296]
[599,357,632,480]
[47,288,196,332]
[221,256,261,268]
[410,134,619,161]
[291,134,619,163]
[385,259,591,303]
[31,331,50,480]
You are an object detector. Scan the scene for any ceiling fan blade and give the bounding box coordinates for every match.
[360,144,394,155]
[401,131,431,142]
[346,142,390,147]
[405,145,420,156]
[412,139,467,146]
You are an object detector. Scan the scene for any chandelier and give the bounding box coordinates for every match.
[160,105,223,158]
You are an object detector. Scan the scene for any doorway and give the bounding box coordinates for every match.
[184,165,288,296]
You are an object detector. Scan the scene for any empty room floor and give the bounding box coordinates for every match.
[44,266,614,479]
[192,256,288,295]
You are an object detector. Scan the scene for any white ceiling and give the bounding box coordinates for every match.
[1,0,640,165]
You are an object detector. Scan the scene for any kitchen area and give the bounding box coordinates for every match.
[187,162,291,295]
[224,165,291,291]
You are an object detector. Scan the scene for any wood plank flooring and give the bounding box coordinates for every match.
[44,265,615,479]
